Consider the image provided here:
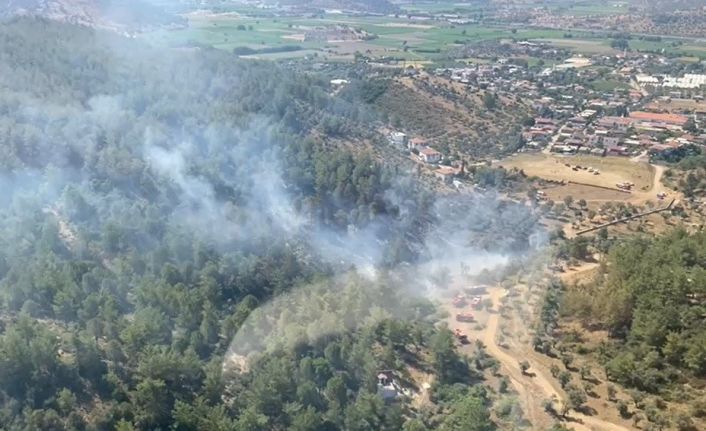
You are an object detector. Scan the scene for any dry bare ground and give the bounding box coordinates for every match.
[442,270,634,430]
[500,153,681,208]
[498,153,655,192]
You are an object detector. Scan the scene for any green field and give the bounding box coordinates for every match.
[502,0,629,17]
[141,10,706,62]
[558,2,628,16]
[142,12,577,61]
[399,0,628,16]
[399,1,487,14]
[591,79,630,92]
[627,39,706,59]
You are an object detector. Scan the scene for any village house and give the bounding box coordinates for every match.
[435,166,459,183]
[578,109,598,120]
[606,142,630,156]
[418,147,442,164]
[649,140,683,156]
[377,371,399,402]
[408,137,427,152]
[567,116,588,129]
[597,116,633,128]
[551,144,577,154]
[388,131,408,147]
[629,111,689,128]
[603,136,622,149]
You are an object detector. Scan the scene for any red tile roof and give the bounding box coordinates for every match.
[629,111,688,126]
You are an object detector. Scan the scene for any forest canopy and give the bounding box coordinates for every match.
[0,18,543,430]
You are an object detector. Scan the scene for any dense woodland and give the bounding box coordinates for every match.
[554,230,706,426]
[0,18,544,430]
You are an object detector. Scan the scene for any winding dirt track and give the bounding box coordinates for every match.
[477,288,630,431]
[629,162,674,205]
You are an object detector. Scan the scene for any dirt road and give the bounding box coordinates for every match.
[481,288,559,429]
[629,162,680,207]
[453,286,630,431]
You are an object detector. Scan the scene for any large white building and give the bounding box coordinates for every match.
[637,73,706,89]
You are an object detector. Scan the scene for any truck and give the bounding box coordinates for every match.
[464,285,488,295]
[455,312,475,322]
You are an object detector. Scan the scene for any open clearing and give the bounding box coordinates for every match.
[541,183,634,204]
[532,38,616,54]
[498,153,655,192]
[645,98,706,113]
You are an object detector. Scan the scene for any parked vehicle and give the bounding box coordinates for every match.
[452,294,467,307]
[456,312,475,322]
[454,328,469,344]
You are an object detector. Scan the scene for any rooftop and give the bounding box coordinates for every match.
[629,111,689,126]
[419,147,441,156]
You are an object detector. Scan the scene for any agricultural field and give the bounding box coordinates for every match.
[142,12,570,61]
[628,39,706,58]
[531,38,616,55]
[140,7,706,61]
[398,1,487,14]
[558,0,628,15]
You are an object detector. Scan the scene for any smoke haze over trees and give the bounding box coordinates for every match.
[0,17,547,430]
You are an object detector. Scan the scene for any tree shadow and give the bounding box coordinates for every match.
[585,388,600,398]
[577,405,598,416]
[563,414,585,425]
[583,376,601,385]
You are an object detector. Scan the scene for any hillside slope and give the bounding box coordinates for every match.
[0,0,183,30]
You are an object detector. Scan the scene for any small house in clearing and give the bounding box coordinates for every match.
[408,137,427,151]
[435,166,459,183]
[389,131,408,147]
[418,147,442,164]
[377,371,399,402]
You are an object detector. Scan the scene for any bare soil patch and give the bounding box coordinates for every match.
[644,98,706,114]
[498,153,655,193]
[439,268,632,430]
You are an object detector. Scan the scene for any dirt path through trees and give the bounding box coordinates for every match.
[451,285,630,431]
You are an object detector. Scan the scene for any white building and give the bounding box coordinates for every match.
[388,131,408,147]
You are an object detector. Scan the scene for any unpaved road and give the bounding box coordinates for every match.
[630,163,675,205]
[485,287,629,431]
[452,286,630,431]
